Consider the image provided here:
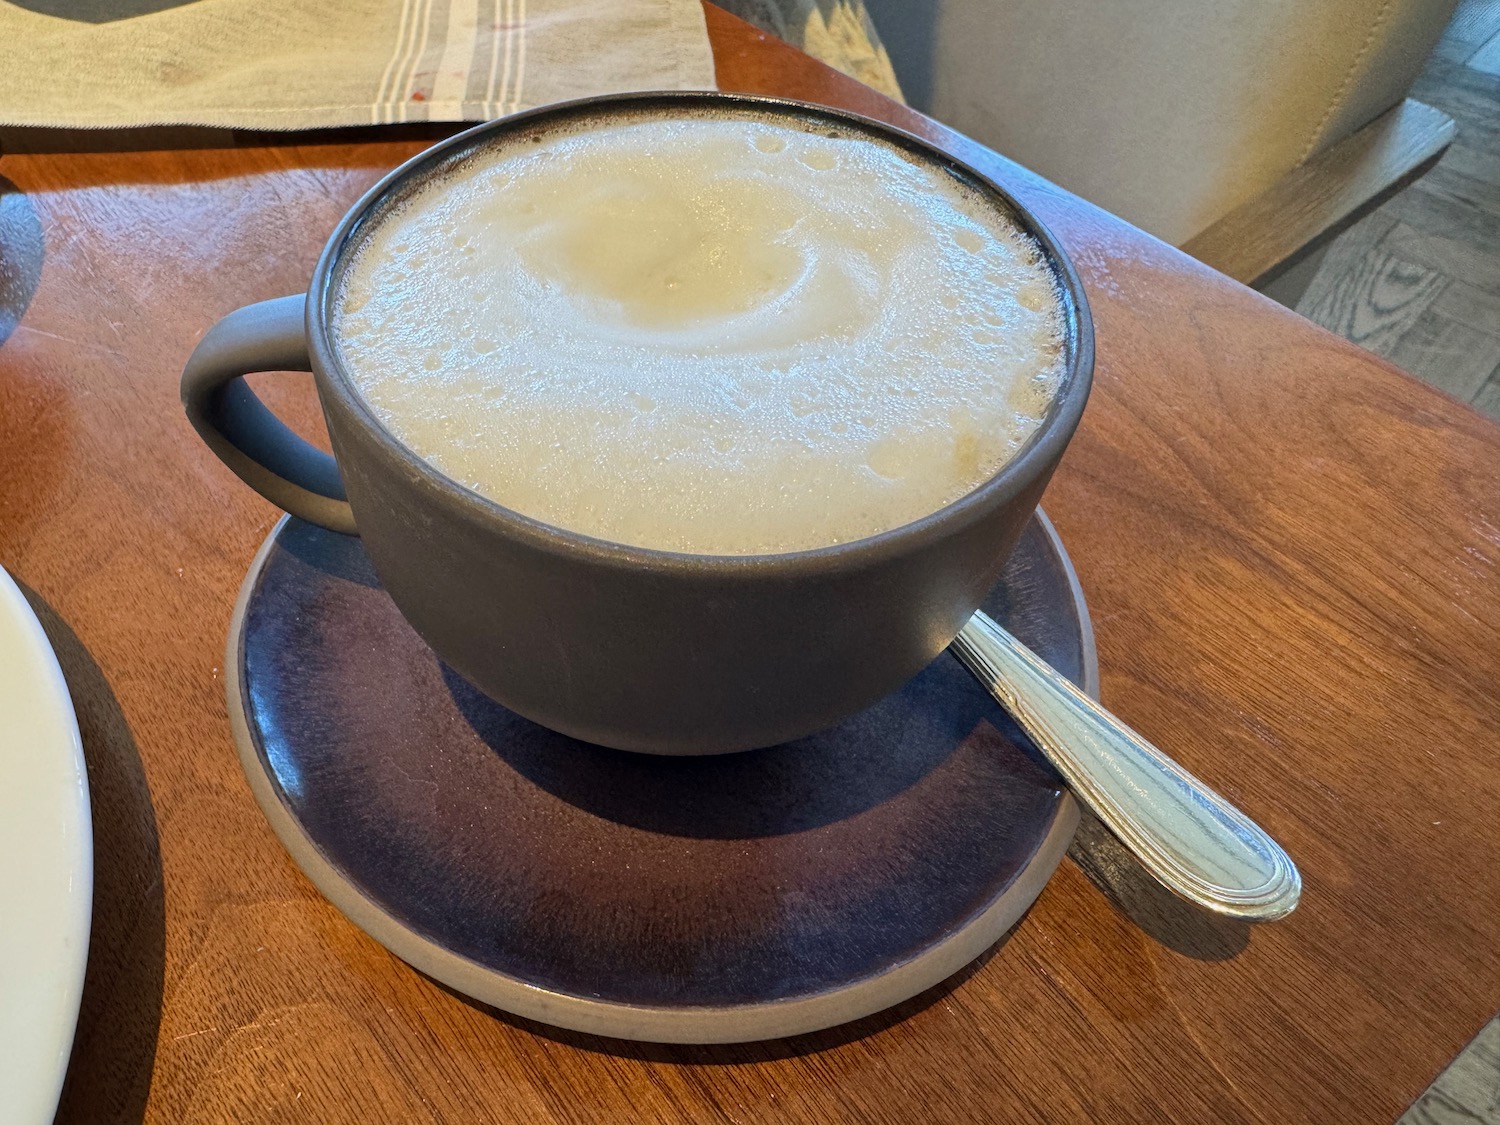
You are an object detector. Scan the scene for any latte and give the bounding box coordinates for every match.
[333,107,1067,555]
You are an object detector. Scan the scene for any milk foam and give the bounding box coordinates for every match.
[333,110,1067,555]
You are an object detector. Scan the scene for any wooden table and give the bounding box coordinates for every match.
[3,7,1498,1122]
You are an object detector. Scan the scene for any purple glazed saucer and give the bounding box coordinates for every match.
[225,511,1095,1043]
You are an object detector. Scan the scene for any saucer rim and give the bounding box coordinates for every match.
[225,510,1092,1044]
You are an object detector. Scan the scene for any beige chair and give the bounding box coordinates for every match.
[863,0,1459,304]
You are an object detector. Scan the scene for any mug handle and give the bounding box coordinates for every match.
[181,294,358,535]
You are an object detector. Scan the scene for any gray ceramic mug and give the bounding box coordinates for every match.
[182,92,1093,755]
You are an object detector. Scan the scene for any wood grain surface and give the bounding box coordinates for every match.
[1,6,1498,1122]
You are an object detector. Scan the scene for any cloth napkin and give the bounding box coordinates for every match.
[0,0,715,130]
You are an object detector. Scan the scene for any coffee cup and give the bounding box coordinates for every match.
[181,92,1093,755]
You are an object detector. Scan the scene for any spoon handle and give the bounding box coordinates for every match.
[951,610,1301,921]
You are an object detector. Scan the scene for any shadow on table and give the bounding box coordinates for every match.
[20,585,165,1125]
[429,827,1249,1064]
[430,816,1251,1061]
[428,920,1023,1064]
[1067,812,1251,961]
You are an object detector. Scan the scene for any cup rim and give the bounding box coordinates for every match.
[306,90,1094,576]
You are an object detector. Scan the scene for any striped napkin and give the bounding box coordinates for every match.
[0,0,714,130]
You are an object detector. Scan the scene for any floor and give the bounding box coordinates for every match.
[1406,1019,1500,1123]
[1297,0,1500,424]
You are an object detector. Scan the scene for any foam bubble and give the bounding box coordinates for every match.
[333,110,1068,555]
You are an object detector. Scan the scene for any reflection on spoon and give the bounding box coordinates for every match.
[950,611,1301,921]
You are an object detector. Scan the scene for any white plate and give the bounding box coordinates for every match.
[0,565,91,1124]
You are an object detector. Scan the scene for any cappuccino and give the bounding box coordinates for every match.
[333,108,1067,555]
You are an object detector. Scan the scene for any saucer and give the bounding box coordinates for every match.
[226,512,1094,1043]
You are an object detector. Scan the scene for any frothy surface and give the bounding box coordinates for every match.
[334,111,1067,555]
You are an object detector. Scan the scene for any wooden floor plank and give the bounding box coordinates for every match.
[1434,141,1500,192]
[1298,245,1448,353]
[1399,1085,1498,1124]
[1311,210,1399,273]
[1413,61,1500,131]
[1401,1017,1500,1123]
[1469,28,1500,74]
[1472,377,1500,420]
[1386,308,1500,401]
[1382,219,1500,294]
[1295,212,1396,317]
[1431,275,1500,333]
[1384,179,1500,261]
[1424,159,1500,220]
[1431,0,1500,64]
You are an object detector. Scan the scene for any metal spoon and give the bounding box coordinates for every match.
[950,611,1301,921]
